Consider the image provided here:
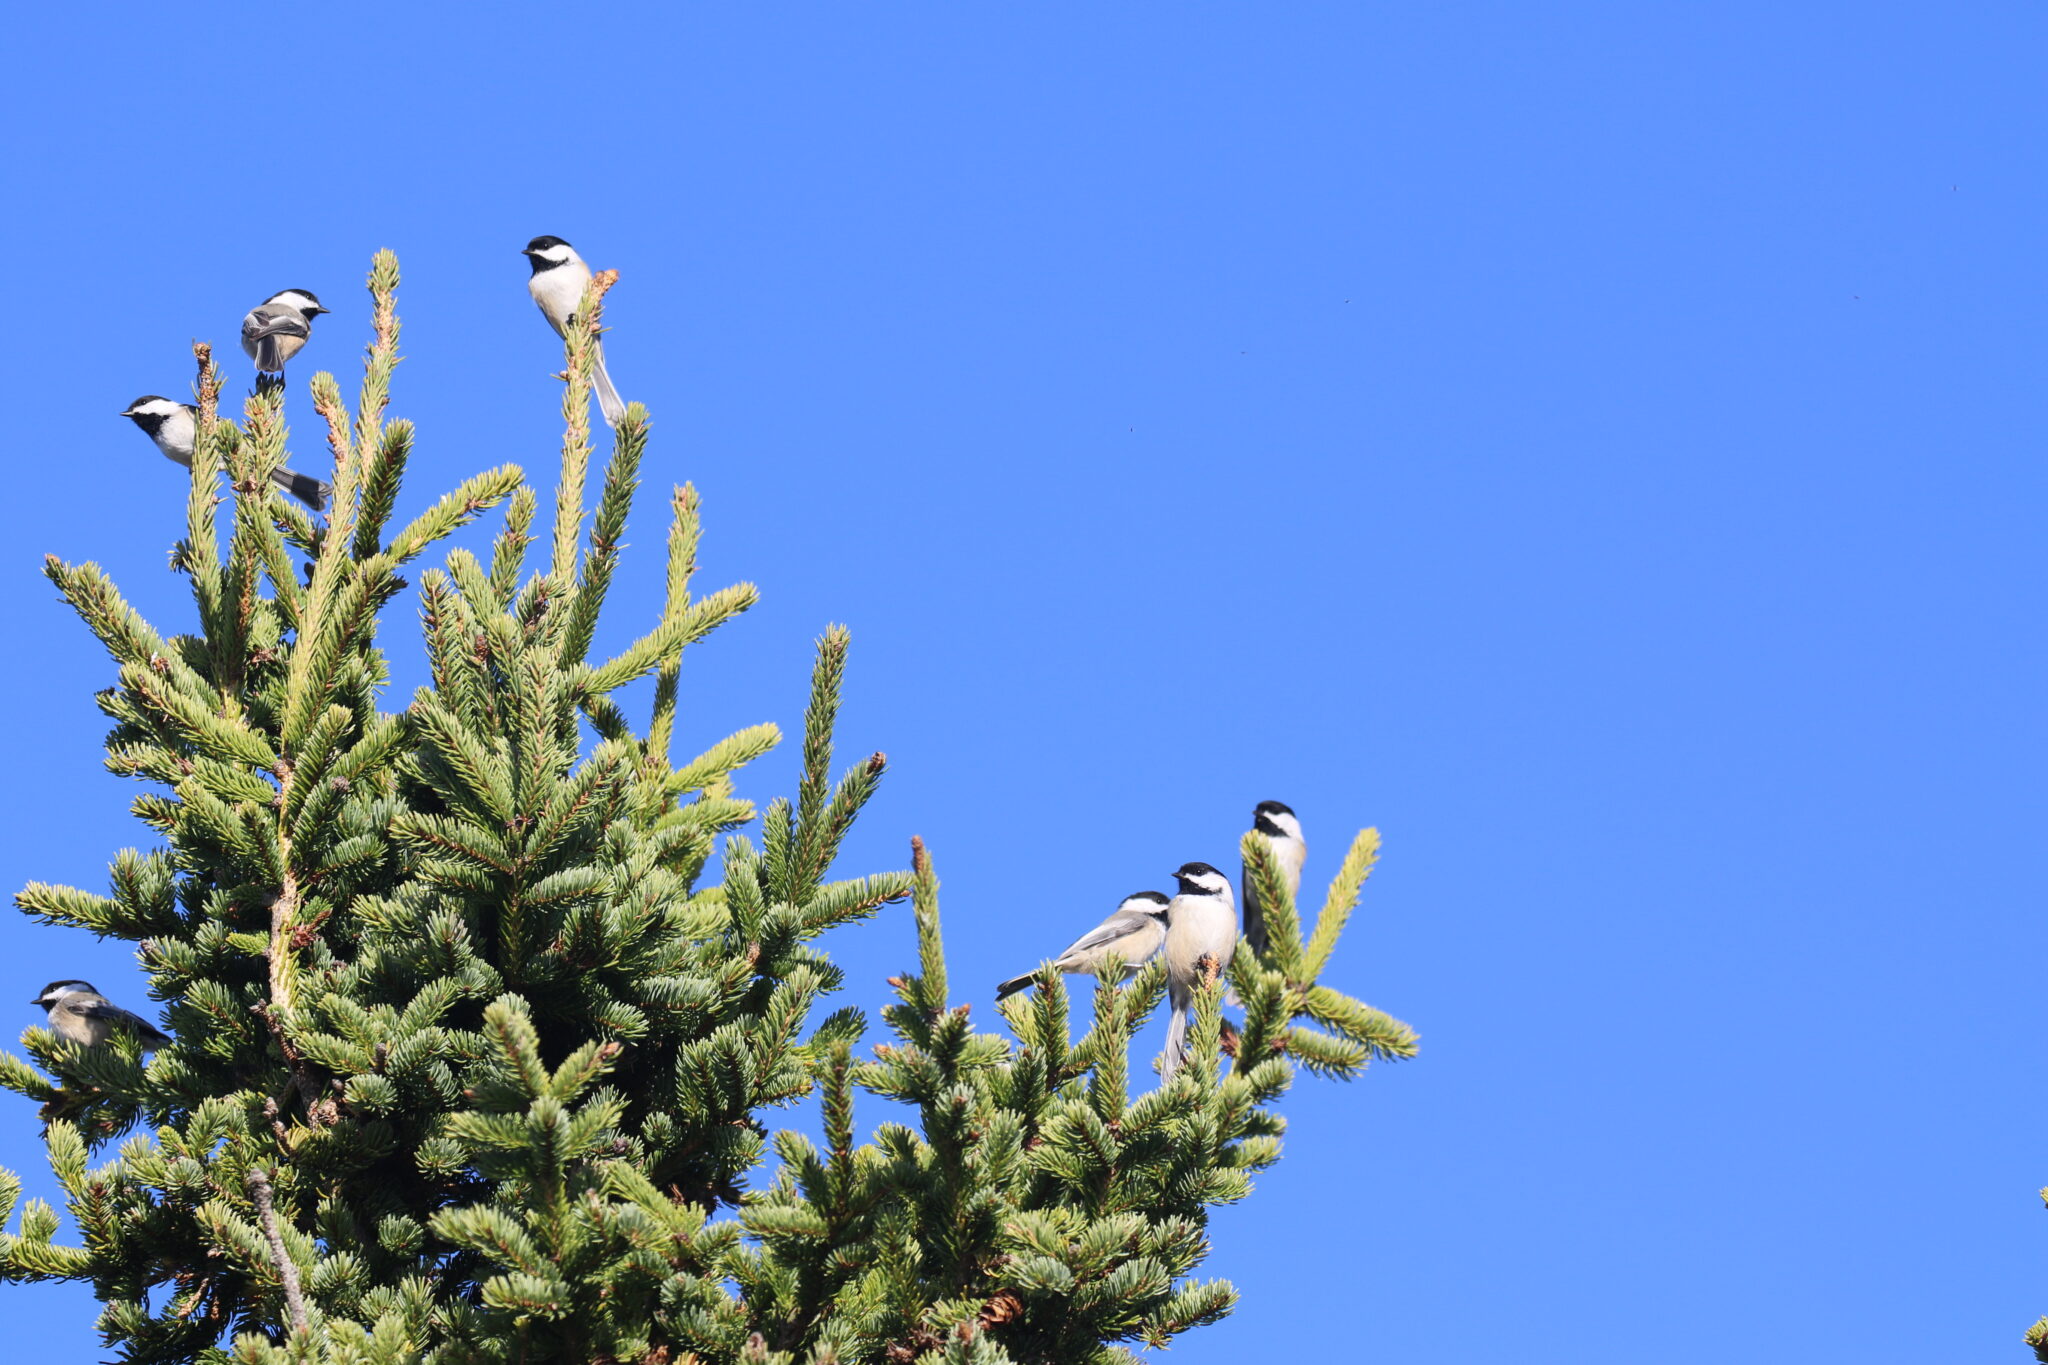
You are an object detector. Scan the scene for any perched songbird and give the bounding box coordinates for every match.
[1160,862,1237,1078]
[121,397,330,510]
[240,288,329,381]
[30,981,170,1052]
[995,891,1170,1000]
[522,235,628,427]
[1241,800,1306,961]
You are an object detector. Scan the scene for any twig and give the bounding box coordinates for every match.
[245,1167,308,1335]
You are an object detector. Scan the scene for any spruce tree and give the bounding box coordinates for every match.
[1,252,1417,1365]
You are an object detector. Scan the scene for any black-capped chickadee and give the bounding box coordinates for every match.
[120,397,330,511]
[1161,862,1237,1077]
[241,289,329,381]
[995,891,1170,1000]
[1241,800,1306,961]
[522,236,628,427]
[31,981,170,1052]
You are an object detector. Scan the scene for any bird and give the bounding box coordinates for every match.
[1160,862,1237,1078]
[522,235,628,427]
[120,397,330,510]
[1241,800,1306,961]
[995,891,1170,1000]
[240,289,329,383]
[30,981,170,1052]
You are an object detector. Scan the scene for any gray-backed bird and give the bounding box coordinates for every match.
[240,288,328,381]
[995,891,1169,1000]
[31,980,170,1052]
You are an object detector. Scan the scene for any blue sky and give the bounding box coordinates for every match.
[4,3,2045,1360]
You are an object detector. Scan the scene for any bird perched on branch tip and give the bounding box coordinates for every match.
[523,235,628,427]
[1161,862,1237,1078]
[995,891,1169,1000]
[240,288,328,389]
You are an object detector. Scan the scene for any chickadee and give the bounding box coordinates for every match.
[1161,862,1237,1078]
[995,891,1170,1000]
[120,397,330,511]
[240,288,329,380]
[1241,800,1306,961]
[31,981,170,1052]
[522,236,628,427]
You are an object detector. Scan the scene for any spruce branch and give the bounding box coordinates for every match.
[350,419,413,560]
[1239,832,1305,981]
[489,484,539,608]
[550,268,617,582]
[373,463,525,570]
[243,1167,308,1337]
[351,249,402,489]
[307,372,359,541]
[907,836,947,1016]
[647,484,705,765]
[1305,826,1380,979]
[43,556,205,691]
[563,406,650,664]
[185,342,228,638]
[578,581,759,698]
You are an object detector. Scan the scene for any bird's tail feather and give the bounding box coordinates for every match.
[994,973,1035,1001]
[1161,1002,1190,1078]
[1243,895,1269,960]
[272,467,331,512]
[592,346,628,428]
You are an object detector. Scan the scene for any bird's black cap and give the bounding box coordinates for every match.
[1253,800,1297,836]
[122,398,195,430]
[1125,890,1171,909]
[33,980,95,1004]
[264,289,328,313]
[1172,862,1225,884]
[524,235,570,254]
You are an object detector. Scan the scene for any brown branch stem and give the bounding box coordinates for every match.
[244,1167,308,1336]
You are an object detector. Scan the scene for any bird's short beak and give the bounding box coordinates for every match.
[314,306,331,314]
[521,248,537,256]
[28,997,43,1005]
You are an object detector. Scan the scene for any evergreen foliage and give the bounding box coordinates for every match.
[2,253,1416,1364]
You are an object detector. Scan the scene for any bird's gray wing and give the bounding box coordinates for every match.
[244,308,311,373]
[243,308,311,343]
[77,1001,168,1040]
[1056,910,1161,962]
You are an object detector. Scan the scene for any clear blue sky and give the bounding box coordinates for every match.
[3,3,2043,1360]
